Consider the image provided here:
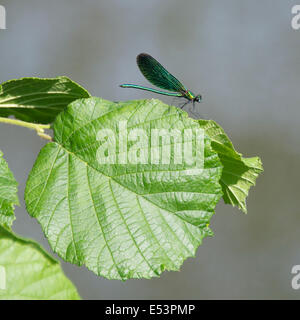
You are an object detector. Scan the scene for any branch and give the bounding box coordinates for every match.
[0,117,52,141]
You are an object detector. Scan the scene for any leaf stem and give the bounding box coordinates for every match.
[0,117,52,141]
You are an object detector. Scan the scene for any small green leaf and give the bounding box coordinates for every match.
[0,226,80,300]
[0,150,19,229]
[25,98,223,280]
[0,77,90,124]
[198,120,263,213]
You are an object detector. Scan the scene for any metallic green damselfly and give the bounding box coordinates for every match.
[120,53,202,109]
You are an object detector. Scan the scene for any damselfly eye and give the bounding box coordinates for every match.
[195,95,202,102]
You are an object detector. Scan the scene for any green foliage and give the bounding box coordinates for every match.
[25,98,223,280]
[0,77,263,282]
[198,120,263,212]
[0,149,79,299]
[0,226,80,300]
[0,77,90,123]
[0,151,19,228]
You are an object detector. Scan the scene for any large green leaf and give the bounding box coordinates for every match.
[0,150,19,229]
[25,98,223,280]
[198,120,263,213]
[0,77,90,124]
[0,226,80,300]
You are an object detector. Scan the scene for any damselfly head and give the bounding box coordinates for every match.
[194,94,202,103]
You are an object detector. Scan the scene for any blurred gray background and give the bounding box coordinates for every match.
[0,0,299,299]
